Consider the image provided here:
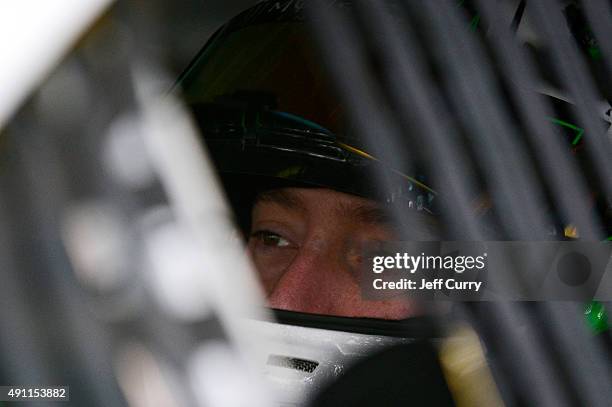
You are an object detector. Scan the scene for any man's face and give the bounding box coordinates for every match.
[247,187,418,319]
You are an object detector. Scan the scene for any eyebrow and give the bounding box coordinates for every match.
[255,189,306,211]
[338,202,394,227]
[254,189,393,227]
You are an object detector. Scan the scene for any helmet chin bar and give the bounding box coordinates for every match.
[245,310,443,405]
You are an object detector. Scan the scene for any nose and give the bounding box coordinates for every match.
[268,240,352,315]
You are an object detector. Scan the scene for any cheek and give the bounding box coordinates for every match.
[333,287,419,320]
[369,299,420,319]
[247,243,297,293]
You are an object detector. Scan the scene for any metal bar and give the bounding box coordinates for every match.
[417,1,588,405]
[305,0,433,240]
[352,0,486,241]
[476,3,612,400]
[529,0,612,203]
[312,1,570,405]
[422,0,552,240]
[475,0,603,240]
[582,0,612,99]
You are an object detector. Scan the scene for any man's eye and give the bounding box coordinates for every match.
[251,230,291,247]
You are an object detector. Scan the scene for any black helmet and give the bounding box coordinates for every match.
[175,0,437,234]
[175,0,611,240]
